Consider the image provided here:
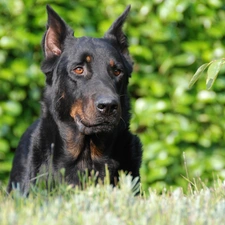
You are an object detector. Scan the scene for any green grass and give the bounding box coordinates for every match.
[1,174,225,225]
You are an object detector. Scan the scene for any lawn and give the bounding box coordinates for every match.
[1,174,225,225]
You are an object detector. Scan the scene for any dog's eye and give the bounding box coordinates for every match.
[113,69,122,76]
[73,67,84,75]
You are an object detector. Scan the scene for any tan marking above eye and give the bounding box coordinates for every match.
[109,59,115,67]
[73,67,84,75]
[86,55,91,63]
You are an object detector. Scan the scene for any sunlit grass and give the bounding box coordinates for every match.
[1,172,225,225]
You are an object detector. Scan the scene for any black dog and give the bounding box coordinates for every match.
[8,5,142,194]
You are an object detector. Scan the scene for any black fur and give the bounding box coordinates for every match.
[8,5,142,194]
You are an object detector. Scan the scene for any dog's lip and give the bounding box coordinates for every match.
[74,116,111,134]
[75,117,110,128]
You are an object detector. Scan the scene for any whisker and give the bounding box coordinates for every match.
[120,117,127,128]
[56,94,64,103]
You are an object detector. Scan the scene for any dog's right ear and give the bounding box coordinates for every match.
[42,5,73,59]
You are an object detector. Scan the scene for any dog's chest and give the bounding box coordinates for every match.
[56,155,118,186]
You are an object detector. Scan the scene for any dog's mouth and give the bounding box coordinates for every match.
[74,116,117,135]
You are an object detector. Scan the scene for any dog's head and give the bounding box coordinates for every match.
[41,5,133,135]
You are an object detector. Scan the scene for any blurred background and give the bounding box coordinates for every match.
[1,0,225,192]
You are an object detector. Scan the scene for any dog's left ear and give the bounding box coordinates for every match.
[43,5,73,59]
[104,5,131,55]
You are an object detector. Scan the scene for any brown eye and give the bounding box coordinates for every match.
[113,69,122,76]
[74,67,84,75]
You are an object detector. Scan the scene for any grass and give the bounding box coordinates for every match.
[1,173,225,225]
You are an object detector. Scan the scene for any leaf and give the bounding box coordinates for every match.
[206,59,224,90]
[189,63,210,89]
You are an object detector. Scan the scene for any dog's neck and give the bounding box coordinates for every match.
[58,123,113,160]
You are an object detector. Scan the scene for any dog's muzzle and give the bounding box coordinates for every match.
[72,95,121,135]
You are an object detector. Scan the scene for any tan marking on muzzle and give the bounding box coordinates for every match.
[84,97,97,121]
[70,100,83,119]
[70,99,96,122]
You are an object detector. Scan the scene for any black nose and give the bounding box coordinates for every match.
[96,96,119,115]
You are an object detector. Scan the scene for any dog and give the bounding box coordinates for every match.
[7,5,142,194]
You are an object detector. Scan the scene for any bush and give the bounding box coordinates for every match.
[1,0,225,191]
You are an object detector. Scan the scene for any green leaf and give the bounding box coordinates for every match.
[189,63,210,89]
[206,59,224,90]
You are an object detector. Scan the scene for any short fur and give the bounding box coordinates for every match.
[8,5,142,194]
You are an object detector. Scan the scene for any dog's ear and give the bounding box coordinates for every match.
[104,5,131,55]
[43,5,73,59]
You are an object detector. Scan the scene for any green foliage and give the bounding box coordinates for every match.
[189,59,225,89]
[1,0,225,191]
[1,176,225,225]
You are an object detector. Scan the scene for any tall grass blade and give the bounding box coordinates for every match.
[189,63,210,88]
[206,59,224,90]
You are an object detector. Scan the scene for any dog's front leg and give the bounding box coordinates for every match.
[7,149,38,195]
[7,120,44,195]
